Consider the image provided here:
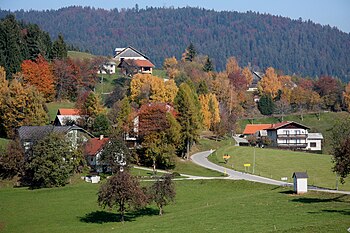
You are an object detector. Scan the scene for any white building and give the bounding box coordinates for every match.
[306,133,323,151]
[292,172,308,194]
[98,61,116,74]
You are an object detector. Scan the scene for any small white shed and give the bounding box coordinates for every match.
[292,172,308,194]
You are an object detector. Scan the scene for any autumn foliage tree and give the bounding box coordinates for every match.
[0,77,48,138]
[343,82,350,112]
[21,55,55,101]
[130,74,178,104]
[138,103,180,169]
[258,67,282,99]
[199,93,220,130]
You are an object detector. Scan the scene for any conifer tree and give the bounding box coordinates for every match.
[174,83,201,159]
[203,56,214,72]
[51,34,68,59]
[184,43,197,62]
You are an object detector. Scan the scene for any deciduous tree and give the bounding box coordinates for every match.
[149,174,176,215]
[98,171,147,222]
[26,133,74,188]
[21,54,55,101]
[258,67,282,99]
[331,118,350,184]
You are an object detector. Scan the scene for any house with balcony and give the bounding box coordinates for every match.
[266,121,309,149]
[243,121,323,151]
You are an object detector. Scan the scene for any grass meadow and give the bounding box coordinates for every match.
[209,145,350,191]
[0,180,349,233]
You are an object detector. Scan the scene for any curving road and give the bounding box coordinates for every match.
[191,150,291,186]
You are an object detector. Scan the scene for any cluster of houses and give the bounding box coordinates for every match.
[239,121,323,151]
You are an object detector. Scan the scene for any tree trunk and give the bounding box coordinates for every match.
[186,139,190,160]
[153,159,156,175]
[159,205,163,215]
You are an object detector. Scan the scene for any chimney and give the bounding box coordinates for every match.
[99,135,104,140]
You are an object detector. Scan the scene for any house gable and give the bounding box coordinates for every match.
[114,46,149,61]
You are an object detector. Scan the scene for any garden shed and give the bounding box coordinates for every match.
[292,172,308,194]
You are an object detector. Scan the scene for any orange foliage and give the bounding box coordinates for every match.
[21,55,55,101]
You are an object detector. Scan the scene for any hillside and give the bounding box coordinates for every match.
[1,6,349,81]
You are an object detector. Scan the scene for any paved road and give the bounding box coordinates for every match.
[191,150,291,186]
[191,150,350,195]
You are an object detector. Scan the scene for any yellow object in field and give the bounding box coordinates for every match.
[223,154,231,159]
[244,164,251,167]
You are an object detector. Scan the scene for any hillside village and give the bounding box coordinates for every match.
[0,11,350,233]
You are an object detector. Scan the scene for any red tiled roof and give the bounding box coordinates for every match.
[84,138,109,156]
[243,124,272,135]
[57,108,80,115]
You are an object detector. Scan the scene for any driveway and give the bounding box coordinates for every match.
[191,150,350,195]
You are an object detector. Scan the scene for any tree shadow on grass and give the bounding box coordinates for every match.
[79,207,159,224]
[290,194,349,204]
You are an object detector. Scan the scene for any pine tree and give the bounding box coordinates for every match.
[51,34,68,59]
[258,95,275,115]
[203,56,214,72]
[184,43,197,62]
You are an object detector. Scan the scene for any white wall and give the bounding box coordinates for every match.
[306,139,322,151]
[294,178,308,194]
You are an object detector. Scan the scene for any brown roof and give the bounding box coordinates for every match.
[243,124,272,135]
[120,59,155,68]
[57,108,80,115]
[84,138,109,156]
[267,121,309,130]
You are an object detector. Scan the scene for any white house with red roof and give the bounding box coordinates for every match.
[84,135,109,173]
[243,121,323,151]
[54,108,83,126]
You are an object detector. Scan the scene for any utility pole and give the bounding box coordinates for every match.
[253,147,256,174]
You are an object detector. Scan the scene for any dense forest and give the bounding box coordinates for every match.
[0,6,349,81]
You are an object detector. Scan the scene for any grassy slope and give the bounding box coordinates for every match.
[46,102,75,121]
[238,111,350,154]
[0,138,9,148]
[209,145,350,191]
[0,180,349,233]
[67,51,95,60]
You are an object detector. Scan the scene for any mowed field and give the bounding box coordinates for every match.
[0,180,349,233]
[209,145,350,191]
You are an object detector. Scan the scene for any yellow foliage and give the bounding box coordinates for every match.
[226,57,241,75]
[242,67,253,86]
[343,82,350,111]
[130,74,178,103]
[258,67,282,99]
[199,93,220,130]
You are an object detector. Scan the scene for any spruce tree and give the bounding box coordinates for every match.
[185,42,197,62]
[203,56,214,72]
[51,34,67,59]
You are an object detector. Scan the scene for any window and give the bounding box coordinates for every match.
[295,130,301,135]
[283,130,290,135]
[310,142,317,147]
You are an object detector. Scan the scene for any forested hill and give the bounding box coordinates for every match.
[1,6,349,80]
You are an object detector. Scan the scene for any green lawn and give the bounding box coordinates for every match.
[0,138,9,148]
[95,73,119,95]
[46,101,75,121]
[238,111,350,154]
[209,146,350,191]
[152,69,167,79]
[0,180,349,233]
[67,51,95,60]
